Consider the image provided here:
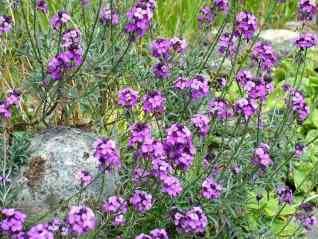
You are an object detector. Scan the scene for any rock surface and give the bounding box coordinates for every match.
[259,29,299,56]
[15,128,117,214]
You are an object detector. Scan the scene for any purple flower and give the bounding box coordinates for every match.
[125,0,156,39]
[234,98,257,118]
[236,69,254,91]
[0,16,12,37]
[198,6,215,29]
[208,98,234,120]
[81,0,90,5]
[36,0,48,14]
[1,209,26,237]
[295,143,305,159]
[62,28,81,48]
[135,234,152,239]
[295,32,318,49]
[191,114,210,136]
[151,38,172,60]
[252,143,273,170]
[102,196,128,226]
[50,11,71,30]
[189,75,209,99]
[5,90,21,107]
[27,224,53,239]
[150,228,169,239]
[298,0,317,21]
[151,159,173,179]
[235,11,257,41]
[247,77,273,102]
[128,122,152,147]
[132,167,150,184]
[287,88,310,122]
[170,37,187,54]
[0,101,11,119]
[277,186,293,204]
[153,62,171,79]
[100,8,120,26]
[213,0,229,13]
[201,177,222,200]
[117,87,139,109]
[303,216,317,230]
[143,91,166,115]
[130,190,153,213]
[165,124,196,171]
[66,206,96,235]
[93,138,121,172]
[218,32,238,57]
[251,42,278,72]
[173,207,208,234]
[175,76,190,90]
[46,218,61,232]
[75,170,92,186]
[161,175,183,198]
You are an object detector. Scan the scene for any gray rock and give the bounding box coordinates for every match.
[15,128,117,214]
[259,29,299,56]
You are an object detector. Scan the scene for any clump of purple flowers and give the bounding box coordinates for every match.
[143,91,166,115]
[153,62,171,79]
[0,90,21,119]
[136,228,168,239]
[125,0,156,39]
[208,98,234,120]
[50,11,71,30]
[286,88,310,123]
[252,143,273,170]
[36,0,49,14]
[298,0,317,21]
[130,190,153,213]
[234,98,257,118]
[236,69,254,91]
[191,114,210,136]
[214,0,229,14]
[66,206,96,235]
[165,123,196,171]
[118,87,139,109]
[161,175,183,198]
[251,42,278,72]
[201,177,222,200]
[75,170,93,186]
[277,186,293,204]
[297,203,317,231]
[189,75,209,99]
[0,16,12,37]
[1,208,26,237]
[235,11,257,41]
[62,28,81,48]
[27,223,54,239]
[295,32,318,49]
[173,207,208,235]
[102,196,128,226]
[198,6,215,29]
[218,32,238,57]
[128,122,152,147]
[100,8,120,26]
[93,138,121,172]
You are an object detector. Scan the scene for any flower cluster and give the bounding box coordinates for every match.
[27,223,54,239]
[298,0,317,21]
[102,196,128,226]
[251,42,278,72]
[198,6,215,29]
[36,0,48,14]
[130,190,153,213]
[125,0,156,39]
[62,28,81,48]
[0,15,12,37]
[218,32,238,57]
[143,91,166,115]
[235,11,257,41]
[118,87,139,109]
[191,114,210,136]
[1,208,26,238]
[161,175,183,198]
[213,0,229,14]
[165,123,196,171]
[208,98,234,120]
[234,98,257,118]
[201,177,222,200]
[0,90,21,119]
[295,32,318,50]
[128,123,152,147]
[286,87,310,123]
[188,75,209,100]
[136,228,169,239]
[94,138,121,172]
[252,143,273,170]
[173,207,208,235]
[297,203,317,231]
[66,206,96,235]
[50,11,71,30]
[277,186,293,204]
[100,8,120,26]
[75,170,93,186]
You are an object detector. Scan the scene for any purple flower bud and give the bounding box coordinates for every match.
[100,8,120,26]
[50,11,71,30]
[201,177,222,200]
[0,16,13,37]
[117,87,139,109]
[235,11,257,41]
